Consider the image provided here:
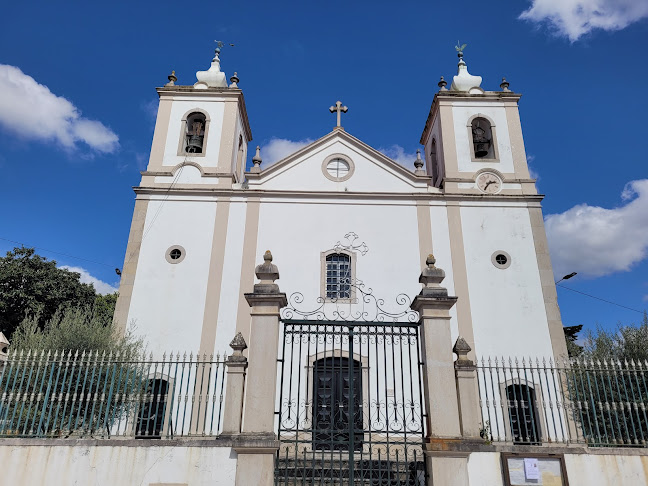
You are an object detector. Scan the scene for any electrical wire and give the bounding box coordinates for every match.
[0,236,116,268]
[556,283,645,315]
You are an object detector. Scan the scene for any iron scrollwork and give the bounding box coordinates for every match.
[333,232,369,256]
[281,278,419,323]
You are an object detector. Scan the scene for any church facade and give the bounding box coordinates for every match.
[5,47,648,486]
[113,47,567,364]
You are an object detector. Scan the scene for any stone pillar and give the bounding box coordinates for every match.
[410,255,469,486]
[234,251,287,486]
[0,332,9,362]
[221,332,247,436]
[453,337,482,439]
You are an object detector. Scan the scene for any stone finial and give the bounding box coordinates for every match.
[450,44,483,94]
[228,332,248,363]
[253,250,280,293]
[166,70,177,87]
[250,146,262,173]
[453,336,474,367]
[438,76,448,91]
[194,44,228,89]
[229,72,239,88]
[414,149,425,175]
[0,331,9,362]
[500,77,510,92]
[418,253,449,297]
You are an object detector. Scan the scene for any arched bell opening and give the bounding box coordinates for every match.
[185,112,206,154]
[471,117,494,159]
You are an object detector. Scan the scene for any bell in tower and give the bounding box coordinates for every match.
[185,112,206,153]
[471,117,493,158]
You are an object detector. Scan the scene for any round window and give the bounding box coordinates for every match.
[326,158,350,179]
[322,154,354,182]
[491,251,511,269]
[166,245,186,264]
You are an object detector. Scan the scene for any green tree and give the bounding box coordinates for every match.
[563,324,584,357]
[582,313,648,362]
[0,247,97,338]
[0,307,145,437]
[93,292,119,326]
[566,313,648,447]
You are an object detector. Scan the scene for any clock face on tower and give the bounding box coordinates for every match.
[476,172,502,194]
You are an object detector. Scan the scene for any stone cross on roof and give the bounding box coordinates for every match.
[329,101,348,129]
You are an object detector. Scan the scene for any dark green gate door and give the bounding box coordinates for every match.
[275,320,427,486]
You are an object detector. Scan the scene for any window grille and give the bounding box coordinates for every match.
[325,253,351,299]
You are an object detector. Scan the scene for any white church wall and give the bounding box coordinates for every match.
[162,99,225,168]
[212,198,248,355]
[127,197,217,356]
[255,198,423,309]
[452,102,514,174]
[154,164,216,185]
[428,204,460,341]
[0,442,236,486]
[460,203,554,359]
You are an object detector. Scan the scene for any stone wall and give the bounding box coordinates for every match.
[0,439,236,486]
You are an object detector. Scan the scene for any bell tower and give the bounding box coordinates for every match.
[140,45,252,188]
[112,46,253,343]
[419,47,535,196]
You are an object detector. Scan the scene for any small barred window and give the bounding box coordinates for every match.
[325,253,351,299]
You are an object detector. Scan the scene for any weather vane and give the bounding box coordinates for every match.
[455,41,467,59]
[215,40,235,51]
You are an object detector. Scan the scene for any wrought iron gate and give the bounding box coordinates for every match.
[275,319,427,485]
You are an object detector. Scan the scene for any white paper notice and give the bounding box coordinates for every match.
[524,458,540,480]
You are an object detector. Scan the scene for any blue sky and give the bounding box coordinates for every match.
[1,0,647,335]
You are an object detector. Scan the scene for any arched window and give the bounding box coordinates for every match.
[430,138,438,183]
[471,117,494,159]
[325,253,351,299]
[236,135,244,177]
[136,378,170,438]
[185,112,206,154]
[506,383,541,444]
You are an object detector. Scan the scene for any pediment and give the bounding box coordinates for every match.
[246,130,430,193]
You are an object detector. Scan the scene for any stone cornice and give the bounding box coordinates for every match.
[133,186,545,204]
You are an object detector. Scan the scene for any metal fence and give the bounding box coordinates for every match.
[0,350,227,439]
[477,357,648,447]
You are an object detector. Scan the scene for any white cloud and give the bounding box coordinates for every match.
[527,154,540,181]
[545,179,648,278]
[60,265,118,295]
[378,144,417,168]
[260,137,313,167]
[140,98,159,123]
[0,64,119,153]
[519,0,648,41]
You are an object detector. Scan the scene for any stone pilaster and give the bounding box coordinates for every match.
[221,333,247,436]
[411,255,468,486]
[453,337,482,440]
[411,254,461,439]
[234,250,287,486]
